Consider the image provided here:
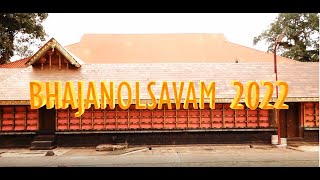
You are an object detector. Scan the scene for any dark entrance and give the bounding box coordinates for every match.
[286,102,300,138]
[38,106,56,135]
[279,102,300,138]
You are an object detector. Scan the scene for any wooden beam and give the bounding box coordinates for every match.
[199,107,202,129]
[103,108,106,130]
[0,107,3,131]
[303,103,306,128]
[316,103,319,127]
[175,107,178,129]
[55,107,58,131]
[13,106,15,131]
[299,102,304,137]
[268,109,275,128]
[49,53,52,70]
[314,103,317,127]
[37,109,40,131]
[187,108,190,129]
[127,108,130,129]
[210,108,213,128]
[246,106,249,128]
[65,58,69,70]
[163,105,166,129]
[67,106,70,130]
[222,104,225,128]
[79,109,82,130]
[139,109,142,129]
[115,106,118,129]
[234,109,237,128]
[257,109,260,128]
[58,53,61,70]
[91,106,94,130]
[151,109,154,129]
[24,106,27,131]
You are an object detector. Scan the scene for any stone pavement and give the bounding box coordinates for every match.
[0,144,318,167]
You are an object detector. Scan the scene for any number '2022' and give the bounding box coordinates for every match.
[230,80,289,110]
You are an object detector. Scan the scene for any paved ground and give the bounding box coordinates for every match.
[0,144,318,167]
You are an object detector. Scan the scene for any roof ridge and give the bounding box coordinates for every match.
[10,57,30,62]
[227,41,298,62]
[64,41,81,48]
[80,33,226,42]
[82,33,225,35]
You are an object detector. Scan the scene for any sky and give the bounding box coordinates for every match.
[13,13,279,61]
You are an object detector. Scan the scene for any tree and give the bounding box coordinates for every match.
[0,13,48,65]
[253,13,319,62]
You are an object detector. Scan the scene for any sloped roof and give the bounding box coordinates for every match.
[65,33,300,64]
[0,58,30,68]
[0,68,25,83]
[0,63,318,103]
[25,38,82,67]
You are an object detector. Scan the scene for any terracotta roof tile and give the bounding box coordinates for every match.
[0,63,318,101]
[65,34,300,64]
[0,58,30,68]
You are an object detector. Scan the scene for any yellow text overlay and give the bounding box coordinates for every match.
[29,80,288,117]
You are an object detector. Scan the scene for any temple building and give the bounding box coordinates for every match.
[0,34,318,149]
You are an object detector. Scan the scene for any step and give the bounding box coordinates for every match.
[30,146,57,150]
[31,141,55,147]
[34,135,56,141]
[287,137,304,140]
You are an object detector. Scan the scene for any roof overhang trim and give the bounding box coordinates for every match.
[25,38,81,68]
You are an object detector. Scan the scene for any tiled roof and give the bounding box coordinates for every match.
[0,68,25,83]
[0,63,318,101]
[0,58,30,68]
[65,34,300,64]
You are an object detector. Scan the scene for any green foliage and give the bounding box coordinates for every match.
[254,13,319,62]
[0,13,48,64]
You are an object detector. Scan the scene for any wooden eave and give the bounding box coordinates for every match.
[25,38,81,68]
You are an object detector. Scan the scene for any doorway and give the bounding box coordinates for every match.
[38,106,56,135]
[286,102,299,138]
